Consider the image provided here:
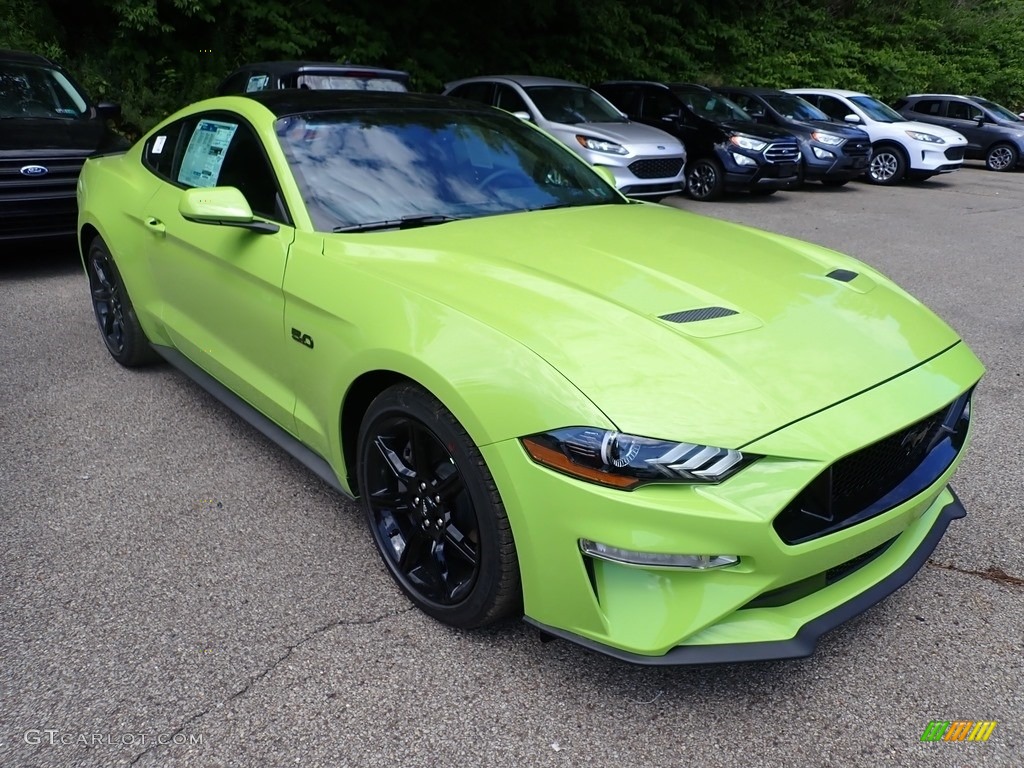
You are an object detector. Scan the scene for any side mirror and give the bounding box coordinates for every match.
[178,187,279,233]
[844,113,862,124]
[95,102,121,120]
[591,165,617,188]
[974,115,986,125]
[511,110,532,122]
[747,108,766,120]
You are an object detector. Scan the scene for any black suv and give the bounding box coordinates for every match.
[594,81,801,200]
[0,49,125,242]
[893,94,1024,172]
[217,61,410,95]
[714,87,872,186]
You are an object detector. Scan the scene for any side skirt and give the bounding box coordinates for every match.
[151,343,352,499]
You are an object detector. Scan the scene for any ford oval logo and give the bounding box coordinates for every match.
[20,165,49,177]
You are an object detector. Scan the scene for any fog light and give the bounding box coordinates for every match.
[730,152,757,167]
[812,146,835,160]
[579,539,739,569]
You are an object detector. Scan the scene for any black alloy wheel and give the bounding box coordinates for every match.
[686,158,725,201]
[86,238,157,367]
[357,384,520,628]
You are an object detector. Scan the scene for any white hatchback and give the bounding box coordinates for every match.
[785,88,968,184]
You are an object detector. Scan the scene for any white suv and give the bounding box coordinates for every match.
[785,88,968,184]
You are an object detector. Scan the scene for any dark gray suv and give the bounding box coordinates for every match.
[893,94,1024,172]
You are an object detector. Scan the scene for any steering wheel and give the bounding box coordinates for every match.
[479,168,522,191]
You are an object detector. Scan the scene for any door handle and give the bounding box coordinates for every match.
[145,217,166,235]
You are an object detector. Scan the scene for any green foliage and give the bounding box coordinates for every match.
[3,0,1024,133]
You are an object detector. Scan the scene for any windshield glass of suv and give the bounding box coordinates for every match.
[970,97,1021,122]
[670,88,750,123]
[0,63,89,119]
[294,73,407,92]
[524,86,627,124]
[276,109,624,232]
[849,96,904,123]
[762,93,829,122]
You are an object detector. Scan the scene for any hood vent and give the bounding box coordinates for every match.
[660,306,738,324]
[827,268,858,283]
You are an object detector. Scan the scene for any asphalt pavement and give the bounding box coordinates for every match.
[1,163,1021,767]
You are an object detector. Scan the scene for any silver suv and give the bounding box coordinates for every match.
[443,75,686,199]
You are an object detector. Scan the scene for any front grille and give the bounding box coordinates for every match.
[627,158,684,179]
[843,141,871,156]
[945,147,966,161]
[773,390,972,544]
[0,152,88,238]
[763,143,800,163]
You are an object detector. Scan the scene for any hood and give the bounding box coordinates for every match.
[332,204,959,448]
[0,116,121,155]
[550,120,684,154]
[718,119,797,141]
[790,119,869,140]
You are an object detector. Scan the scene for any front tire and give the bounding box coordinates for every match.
[686,158,725,201]
[986,143,1018,172]
[866,144,906,185]
[357,383,521,629]
[86,237,158,367]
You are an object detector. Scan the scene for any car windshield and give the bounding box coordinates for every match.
[762,93,830,122]
[276,108,624,232]
[849,95,904,123]
[0,62,89,119]
[670,88,750,123]
[524,86,627,124]
[293,73,407,92]
[970,97,1021,122]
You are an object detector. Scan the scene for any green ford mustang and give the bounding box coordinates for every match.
[77,90,983,664]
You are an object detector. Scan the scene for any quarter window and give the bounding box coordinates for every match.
[143,120,185,181]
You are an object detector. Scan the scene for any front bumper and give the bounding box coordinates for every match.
[597,156,686,198]
[910,144,966,173]
[483,342,983,663]
[528,490,965,664]
[802,146,871,181]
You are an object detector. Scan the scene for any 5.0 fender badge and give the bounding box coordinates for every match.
[20,165,49,177]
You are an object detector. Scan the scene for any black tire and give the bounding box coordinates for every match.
[686,158,725,201]
[985,143,1018,172]
[821,178,849,187]
[357,383,521,629]
[86,237,158,367]
[866,144,907,185]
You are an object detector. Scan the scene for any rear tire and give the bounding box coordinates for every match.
[866,144,907,185]
[686,158,725,201]
[86,237,158,367]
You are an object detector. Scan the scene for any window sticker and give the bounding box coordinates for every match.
[177,119,238,187]
[245,74,270,92]
[152,135,167,154]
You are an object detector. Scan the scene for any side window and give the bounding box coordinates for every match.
[217,71,251,95]
[143,120,185,181]
[243,72,271,92]
[639,90,679,121]
[946,100,981,120]
[912,99,943,116]
[727,93,759,115]
[816,96,851,121]
[494,83,529,114]
[177,116,286,222]
[448,82,494,105]
[595,85,636,114]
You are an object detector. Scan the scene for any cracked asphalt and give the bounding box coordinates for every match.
[1,163,1022,767]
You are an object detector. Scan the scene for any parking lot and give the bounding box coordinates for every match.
[1,163,1021,767]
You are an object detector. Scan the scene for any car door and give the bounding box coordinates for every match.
[941,99,987,156]
[144,112,297,431]
[638,87,703,153]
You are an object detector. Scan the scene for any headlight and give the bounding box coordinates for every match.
[906,130,945,144]
[729,134,768,151]
[520,427,758,489]
[575,135,628,155]
[811,131,845,146]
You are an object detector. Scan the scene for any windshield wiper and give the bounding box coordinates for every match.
[333,214,461,233]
